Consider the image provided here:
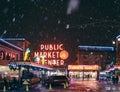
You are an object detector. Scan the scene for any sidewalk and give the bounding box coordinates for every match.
[99,80,120,92]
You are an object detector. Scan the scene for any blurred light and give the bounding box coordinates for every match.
[24,48,30,60]
[36,57,40,61]
[26,48,30,53]
[112,41,115,44]
[118,38,120,41]
[60,50,69,60]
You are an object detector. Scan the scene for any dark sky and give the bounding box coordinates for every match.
[0,0,120,62]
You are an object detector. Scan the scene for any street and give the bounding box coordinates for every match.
[2,80,120,92]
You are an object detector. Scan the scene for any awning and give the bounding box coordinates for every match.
[30,62,53,70]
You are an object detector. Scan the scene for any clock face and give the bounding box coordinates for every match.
[60,50,69,60]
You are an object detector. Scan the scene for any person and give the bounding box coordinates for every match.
[87,74,90,80]
[112,73,115,84]
[11,77,18,90]
[3,77,8,88]
[115,75,119,84]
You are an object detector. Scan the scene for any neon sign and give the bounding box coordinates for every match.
[68,65,99,70]
[33,44,69,66]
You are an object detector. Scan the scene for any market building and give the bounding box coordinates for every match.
[3,38,30,60]
[0,38,23,78]
[68,46,115,80]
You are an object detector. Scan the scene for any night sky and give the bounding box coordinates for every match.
[1,0,120,63]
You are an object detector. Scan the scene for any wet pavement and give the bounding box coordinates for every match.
[1,80,120,92]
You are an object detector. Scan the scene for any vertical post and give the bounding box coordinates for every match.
[18,66,21,87]
[83,66,84,80]
[39,68,41,83]
[41,69,44,85]
[96,70,99,80]
[67,70,69,77]
[65,68,67,76]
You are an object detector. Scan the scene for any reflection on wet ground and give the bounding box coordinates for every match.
[69,80,99,92]
[2,80,120,92]
[44,80,120,92]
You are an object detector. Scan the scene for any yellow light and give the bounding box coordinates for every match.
[60,50,69,60]
[24,52,28,61]
[40,55,45,65]
[24,48,30,61]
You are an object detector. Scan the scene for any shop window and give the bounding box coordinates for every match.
[0,51,5,60]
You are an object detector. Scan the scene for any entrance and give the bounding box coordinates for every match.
[69,71,97,80]
[68,65,99,80]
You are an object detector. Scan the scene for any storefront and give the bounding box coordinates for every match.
[0,38,23,78]
[68,65,100,80]
[0,39,23,61]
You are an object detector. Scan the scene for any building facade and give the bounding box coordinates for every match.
[0,39,23,62]
[0,38,23,78]
[3,38,30,60]
[68,46,115,80]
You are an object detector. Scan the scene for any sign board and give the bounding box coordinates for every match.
[33,44,69,66]
[68,65,99,71]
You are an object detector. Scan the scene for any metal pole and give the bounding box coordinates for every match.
[18,66,21,87]
[83,66,84,80]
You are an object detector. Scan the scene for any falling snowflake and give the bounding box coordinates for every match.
[3,30,7,34]
[44,16,48,21]
[107,30,111,32]
[0,30,7,38]
[7,0,10,2]
[15,33,19,37]
[90,17,93,20]
[66,24,70,29]
[39,31,43,37]
[20,14,24,19]
[54,36,56,40]
[76,39,80,42]
[12,17,16,22]
[58,20,61,24]
[67,0,80,15]
[31,0,34,2]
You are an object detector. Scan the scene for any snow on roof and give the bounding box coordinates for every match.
[116,35,120,39]
[78,45,114,52]
[0,38,23,51]
[2,38,25,40]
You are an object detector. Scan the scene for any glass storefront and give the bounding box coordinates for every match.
[68,65,99,80]
[69,71,97,80]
